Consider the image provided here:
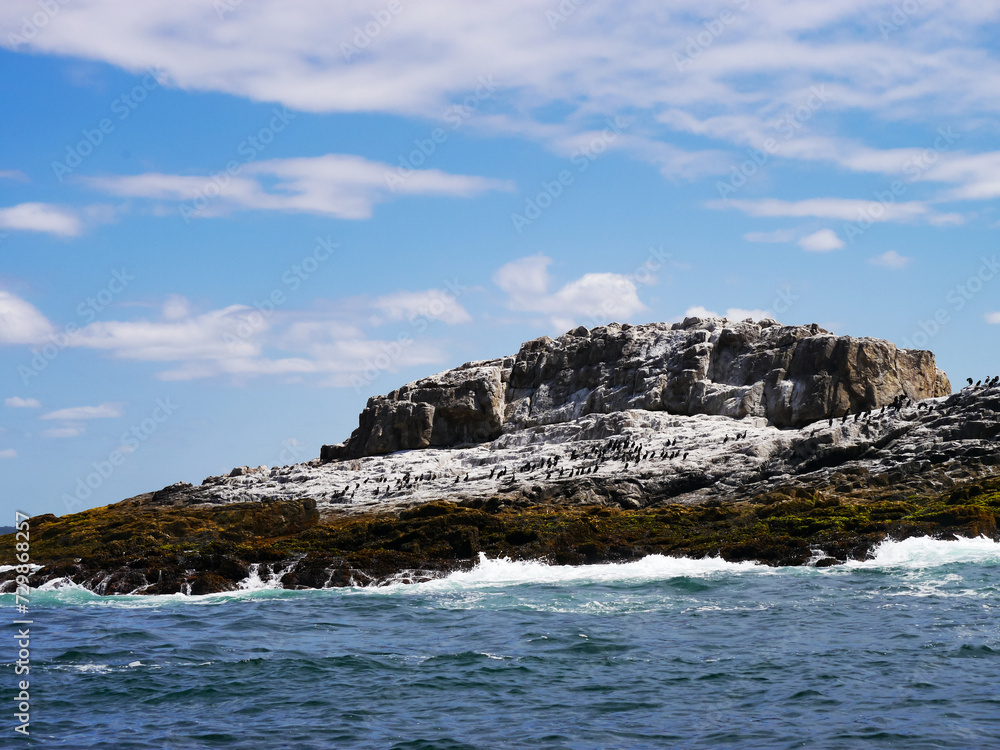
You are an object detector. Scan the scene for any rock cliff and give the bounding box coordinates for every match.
[323,317,950,460]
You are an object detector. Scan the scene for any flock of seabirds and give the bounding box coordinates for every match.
[324,376,1000,503]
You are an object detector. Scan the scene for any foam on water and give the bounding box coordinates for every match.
[372,552,767,595]
[376,536,1000,594]
[845,535,1000,570]
[7,537,1000,607]
[0,563,43,573]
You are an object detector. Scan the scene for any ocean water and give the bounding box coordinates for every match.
[6,537,1000,749]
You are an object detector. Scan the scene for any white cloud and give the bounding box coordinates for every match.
[69,304,263,362]
[0,448,16,459]
[917,151,1000,201]
[0,291,55,344]
[42,403,124,420]
[84,155,514,220]
[493,255,552,305]
[709,198,947,224]
[41,426,85,439]
[986,312,1000,325]
[684,306,772,322]
[726,308,773,322]
[370,290,472,326]
[4,0,1000,205]
[743,230,798,243]
[0,290,472,384]
[798,228,844,252]
[162,294,192,321]
[0,170,27,181]
[4,397,40,408]
[684,306,718,319]
[869,250,912,270]
[493,255,645,330]
[0,202,83,236]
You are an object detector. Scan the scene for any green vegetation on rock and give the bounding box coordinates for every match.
[2,477,999,595]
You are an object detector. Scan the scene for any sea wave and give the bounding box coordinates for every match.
[844,535,1000,570]
[370,552,767,595]
[6,536,999,606]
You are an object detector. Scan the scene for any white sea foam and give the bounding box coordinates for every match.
[845,536,1000,570]
[373,537,1000,594]
[370,552,767,594]
[6,537,999,605]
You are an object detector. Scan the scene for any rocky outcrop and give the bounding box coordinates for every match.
[3,317,998,595]
[324,317,950,459]
[323,363,507,459]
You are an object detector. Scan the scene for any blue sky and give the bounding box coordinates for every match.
[1,0,999,520]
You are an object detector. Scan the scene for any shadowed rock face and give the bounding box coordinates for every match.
[324,317,951,460]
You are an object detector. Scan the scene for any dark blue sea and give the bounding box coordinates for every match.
[6,536,1000,749]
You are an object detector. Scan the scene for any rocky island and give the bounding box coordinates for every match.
[3,316,999,595]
